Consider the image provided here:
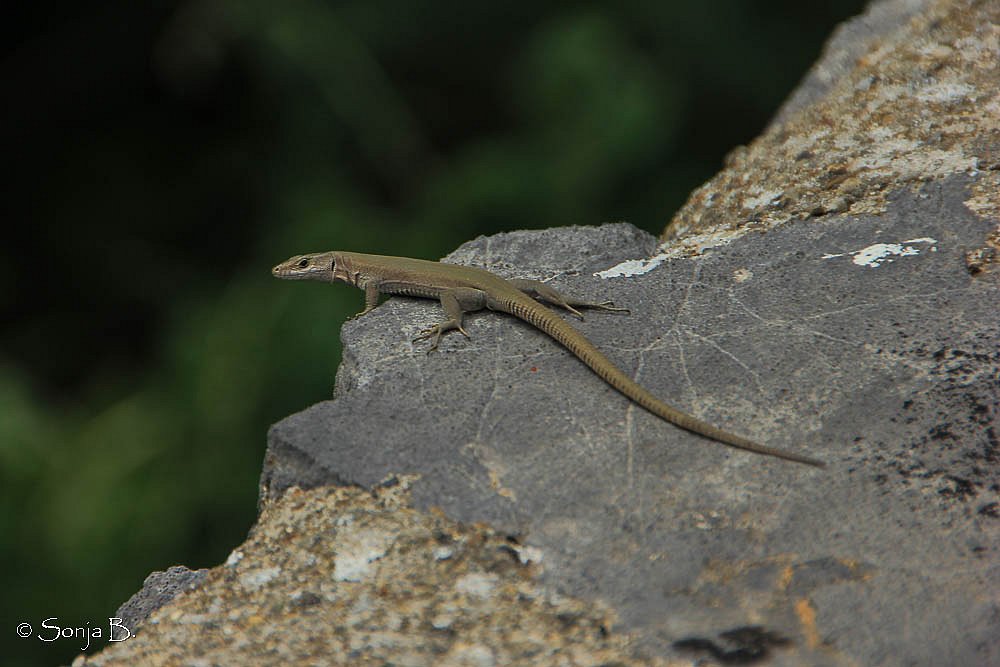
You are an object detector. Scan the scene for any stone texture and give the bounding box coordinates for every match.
[83,0,1000,665]
[78,482,662,666]
[263,187,998,666]
[111,566,208,639]
[665,0,1000,261]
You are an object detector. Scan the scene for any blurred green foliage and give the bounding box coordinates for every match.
[2,1,864,664]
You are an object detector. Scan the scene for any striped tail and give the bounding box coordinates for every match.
[504,294,825,467]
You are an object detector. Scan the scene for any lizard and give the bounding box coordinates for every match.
[272,251,825,467]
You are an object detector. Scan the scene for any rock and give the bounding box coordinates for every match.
[110,566,208,638]
[77,483,658,666]
[85,0,1000,664]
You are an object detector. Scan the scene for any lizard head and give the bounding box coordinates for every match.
[271,252,337,282]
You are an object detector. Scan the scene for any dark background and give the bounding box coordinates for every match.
[1,1,865,664]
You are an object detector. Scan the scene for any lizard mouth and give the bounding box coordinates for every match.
[272,264,299,278]
[272,263,317,280]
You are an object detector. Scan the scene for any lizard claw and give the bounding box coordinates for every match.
[413,326,438,341]
[413,325,444,353]
[596,301,630,314]
[413,320,469,352]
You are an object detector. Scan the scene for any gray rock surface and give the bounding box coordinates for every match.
[266,188,997,664]
[79,482,662,666]
[111,566,208,639]
[84,0,999,665]
[772,0,930,124]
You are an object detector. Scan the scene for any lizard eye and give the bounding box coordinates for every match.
[297,258,310,268]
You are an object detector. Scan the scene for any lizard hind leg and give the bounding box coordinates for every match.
[412,287,487,352]
[509,279,630,320]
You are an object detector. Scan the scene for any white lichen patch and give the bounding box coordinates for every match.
[508,543,544,565]
[454,572,499,598]
[852,243,920,267]
[239,566,281,591]
[742,187,785,211]
[333,527,391,582]
[594,254,668,278]
[597,227,742,277]
[916,81,975,104]
[822,237,938,268]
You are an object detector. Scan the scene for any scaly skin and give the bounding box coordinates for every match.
[273,251,825,467]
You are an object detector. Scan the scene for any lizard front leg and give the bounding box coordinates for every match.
[509,279,629,320]
[350,281,382,319]
[412,287,487,352]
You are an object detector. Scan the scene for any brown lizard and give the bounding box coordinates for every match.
[272,251,825,467]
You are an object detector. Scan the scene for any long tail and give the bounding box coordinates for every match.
[504,295,825,467]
